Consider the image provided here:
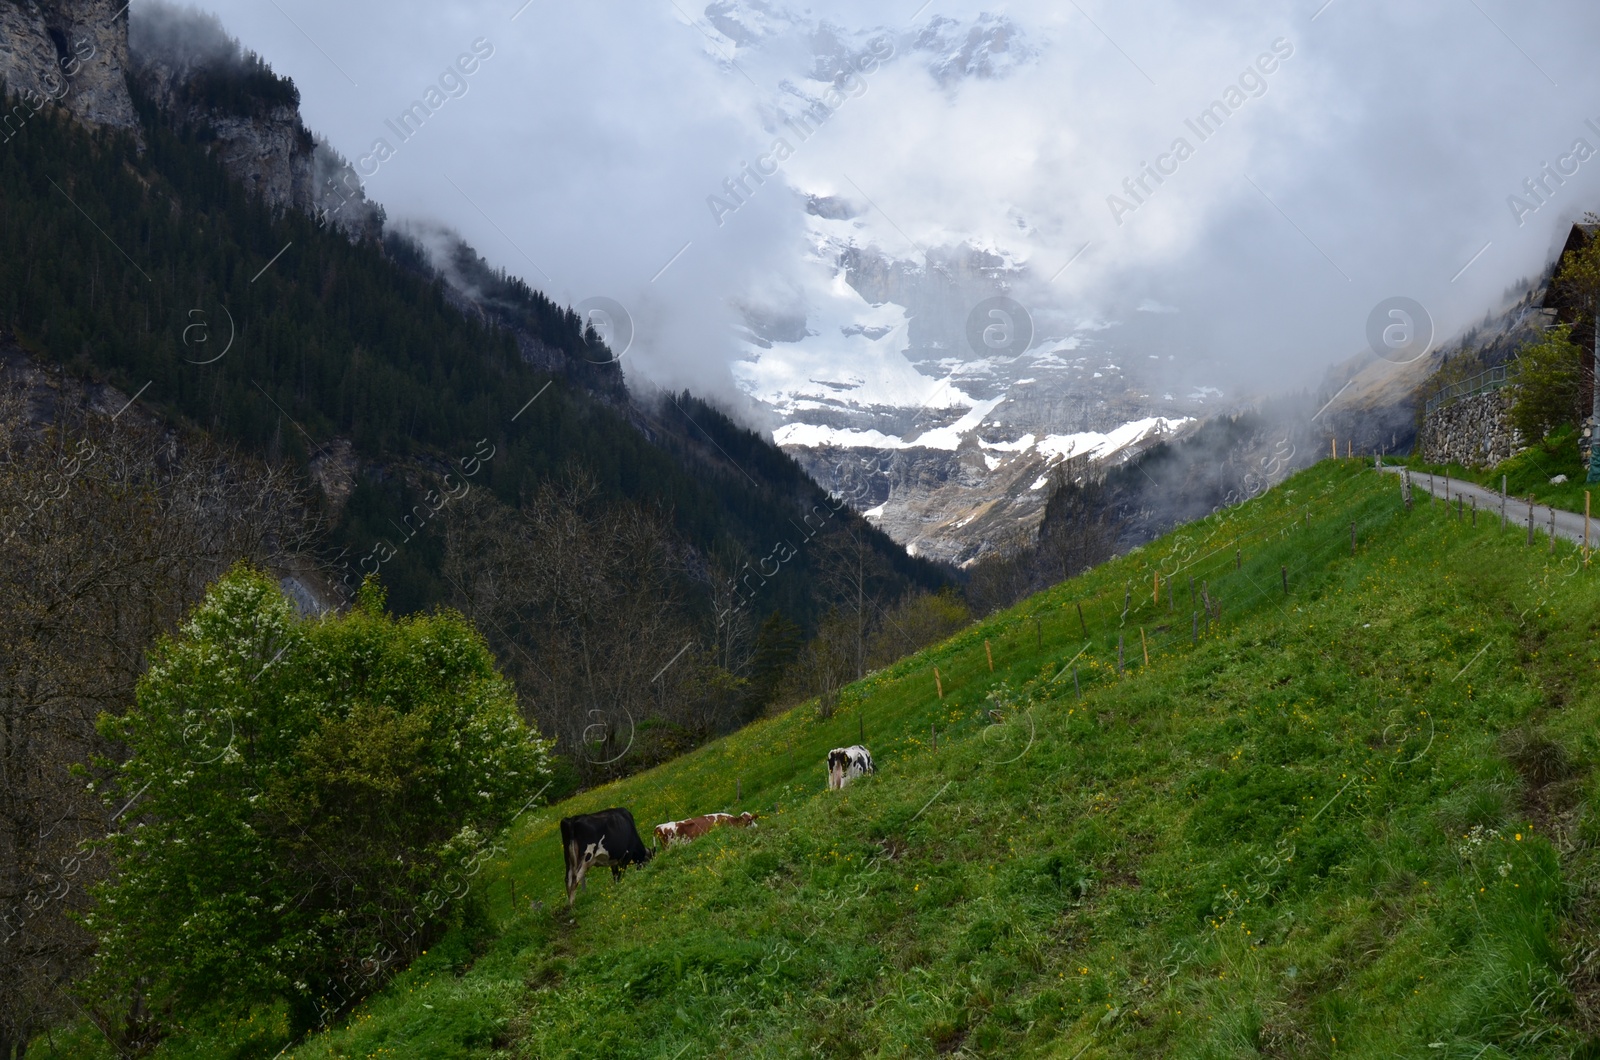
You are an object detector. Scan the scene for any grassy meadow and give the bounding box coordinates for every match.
[45,458,1600,1058]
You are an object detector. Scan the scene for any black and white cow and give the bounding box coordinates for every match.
[559,807,654,908]
[826,745,875,790]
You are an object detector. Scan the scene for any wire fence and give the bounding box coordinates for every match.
[1001,466,1393,705]
[884,458,1590,761]
[1424,364,1514,417]
[494,463,1590,856]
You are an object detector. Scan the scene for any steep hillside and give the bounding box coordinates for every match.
[57,458,1600,1058]
[127,2,384,241]
[0,75,945,624]
[1313,273,1551,458]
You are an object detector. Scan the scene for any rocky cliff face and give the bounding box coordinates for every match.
[0,0,380,239]
[0,0,138,130]
[127,2,383,240]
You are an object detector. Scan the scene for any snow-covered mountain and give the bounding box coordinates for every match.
[691,2,1219,564]
[735,219,1210,564]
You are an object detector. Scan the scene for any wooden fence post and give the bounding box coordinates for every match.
[1117,634,1124,674]
[1586,491,1592,566]
[1140,627,1149,667]
[1501,475,1507,528]
[1471,496,1476,526]
[1331,437,1337,460]
[1191,611,1198,642]
[1154,570,1160,604]
[985,639,994,672]
[934,667,944,699]
[1077,602,1087,638]
[1281,565,1288,594]
[1550,506,1556,554]
[1401,469,1413,510]
[1527,500,1534,546]
[1236,548,1241,570]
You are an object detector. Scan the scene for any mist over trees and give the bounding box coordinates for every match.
[964,404,1350,617]
[0,83,946,624]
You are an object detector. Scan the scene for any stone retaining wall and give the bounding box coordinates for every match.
[1418,388,1522,467]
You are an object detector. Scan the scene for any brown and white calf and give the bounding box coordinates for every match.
[653,811,757,849]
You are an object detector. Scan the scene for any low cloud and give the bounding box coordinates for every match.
[166,0,1600,409]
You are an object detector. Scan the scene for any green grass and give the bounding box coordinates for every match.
[43,459,1600,1057]
[1402,425,1598,516]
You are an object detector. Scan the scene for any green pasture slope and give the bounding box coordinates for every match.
[88,461,1600,1056]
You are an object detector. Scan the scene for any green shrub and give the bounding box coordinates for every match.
[1510,324,1583,443]
[84,568,552,1041]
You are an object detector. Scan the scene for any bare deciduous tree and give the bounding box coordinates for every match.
[1031,462,1117,588]
[790,608,856,719]
[815,521,893,683]
[442,471,720,783]
[866,590,972,672]
[706,546,757,679]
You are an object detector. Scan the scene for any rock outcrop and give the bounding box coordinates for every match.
[0,0,138,131]
[127,2,383,240]
[0,1,380,238]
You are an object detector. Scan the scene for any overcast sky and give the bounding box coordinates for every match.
[161,0,1600,405]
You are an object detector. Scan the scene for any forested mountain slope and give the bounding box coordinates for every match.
[0,86,944,612]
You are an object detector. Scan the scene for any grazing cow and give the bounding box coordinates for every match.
[559,808,654,908]
[653,811,758,849]
[826,745,875,790]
